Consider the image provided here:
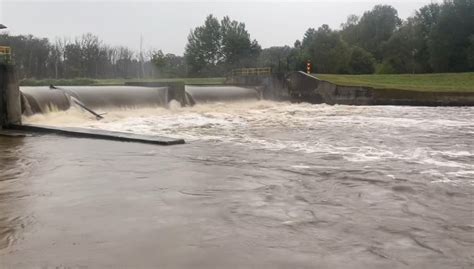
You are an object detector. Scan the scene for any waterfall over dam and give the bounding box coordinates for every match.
[184,85,260,104]
[20,86,170,115]
[19,85,260,116]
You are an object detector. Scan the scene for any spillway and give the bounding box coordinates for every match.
[185,85,260,104]
[21,87,71,114]
[20,85,261,116]
[20,86,169,115]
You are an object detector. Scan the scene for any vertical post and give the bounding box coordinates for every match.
[167,82,185,106]
[139,35,145,79]
[0,63,21,128]
[0,64,6,128]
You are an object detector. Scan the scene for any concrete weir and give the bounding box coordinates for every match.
[0,63,185,145]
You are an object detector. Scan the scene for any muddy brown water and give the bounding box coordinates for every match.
[1,102,473,268]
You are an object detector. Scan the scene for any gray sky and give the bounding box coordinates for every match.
[1,0,436,55]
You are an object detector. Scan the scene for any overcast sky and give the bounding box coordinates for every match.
[1,0,437,55]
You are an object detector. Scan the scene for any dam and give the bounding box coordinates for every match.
[1,64,473,268]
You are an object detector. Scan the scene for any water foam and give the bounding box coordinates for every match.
[23,101,474,185]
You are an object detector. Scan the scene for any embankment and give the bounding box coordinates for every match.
[287,71,474,106]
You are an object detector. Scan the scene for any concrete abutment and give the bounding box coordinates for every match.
[0,63,21,128]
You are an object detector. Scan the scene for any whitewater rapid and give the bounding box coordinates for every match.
[2,100,473,268]
[24,101,474,185]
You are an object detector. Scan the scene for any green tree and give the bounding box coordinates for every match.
[343,5,402,61]
[185,14,261,76]
[348,47,375,74]
[301,25,351,74]
[428,0,474,72]
[412,3,441,72]
[340,14,360,45]
[257,46,300,73]
[185,15,222,76]
[220,16,261,69]
[468,35,474,69]
[380,18,420,73]
[151,50,166,71]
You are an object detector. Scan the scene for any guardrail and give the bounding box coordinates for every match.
[0,46,11,63]
[232,67,271,77]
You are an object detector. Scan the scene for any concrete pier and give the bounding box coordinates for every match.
[0,63,21,128]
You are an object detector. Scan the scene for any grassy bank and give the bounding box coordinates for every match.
[316,73,474,92]
[20,77,226,86]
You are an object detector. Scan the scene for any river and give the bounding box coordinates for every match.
[1,101,473,268]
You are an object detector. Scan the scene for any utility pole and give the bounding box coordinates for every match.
[140,35,145,79]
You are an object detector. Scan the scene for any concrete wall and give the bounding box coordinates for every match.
[287,71,474,106]
[0,64,6,127]
[0,63,21,128]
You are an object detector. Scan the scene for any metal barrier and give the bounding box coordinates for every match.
[0,46,11,63]
[232,67,271,77]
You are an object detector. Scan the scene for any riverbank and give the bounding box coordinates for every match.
[288,72,474,106]
[317,73,474,93]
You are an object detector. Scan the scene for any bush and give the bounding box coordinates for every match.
[376,61,398,74]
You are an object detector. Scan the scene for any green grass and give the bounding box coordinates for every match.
[95,77,226,86]
[20,78,97,86]
[20,77,226,86]
[315,73,474,93]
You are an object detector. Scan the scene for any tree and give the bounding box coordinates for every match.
[348,47,375,74]
[115,46,134,78]
[342,5,402,61]
[163,53,186,77]
[412,3,441,72]
[151,50,166,71]
[184,14,261,76]
[468,35,474,69]
[185,15,222,76]
[427,0,474,72]
[340,14,360,45]
[220,16,261,69]
[63,40,83,78]
[380,18,420,73]
[301,25,351,74]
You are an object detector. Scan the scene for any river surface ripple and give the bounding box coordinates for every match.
[1,102,473,268]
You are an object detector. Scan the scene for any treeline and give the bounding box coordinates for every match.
[0,33,186,79]
[1,0,473,79]
[186,0,474,75]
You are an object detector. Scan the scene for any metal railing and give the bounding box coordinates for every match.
[0,46,11,63]
[232,67,271,77]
